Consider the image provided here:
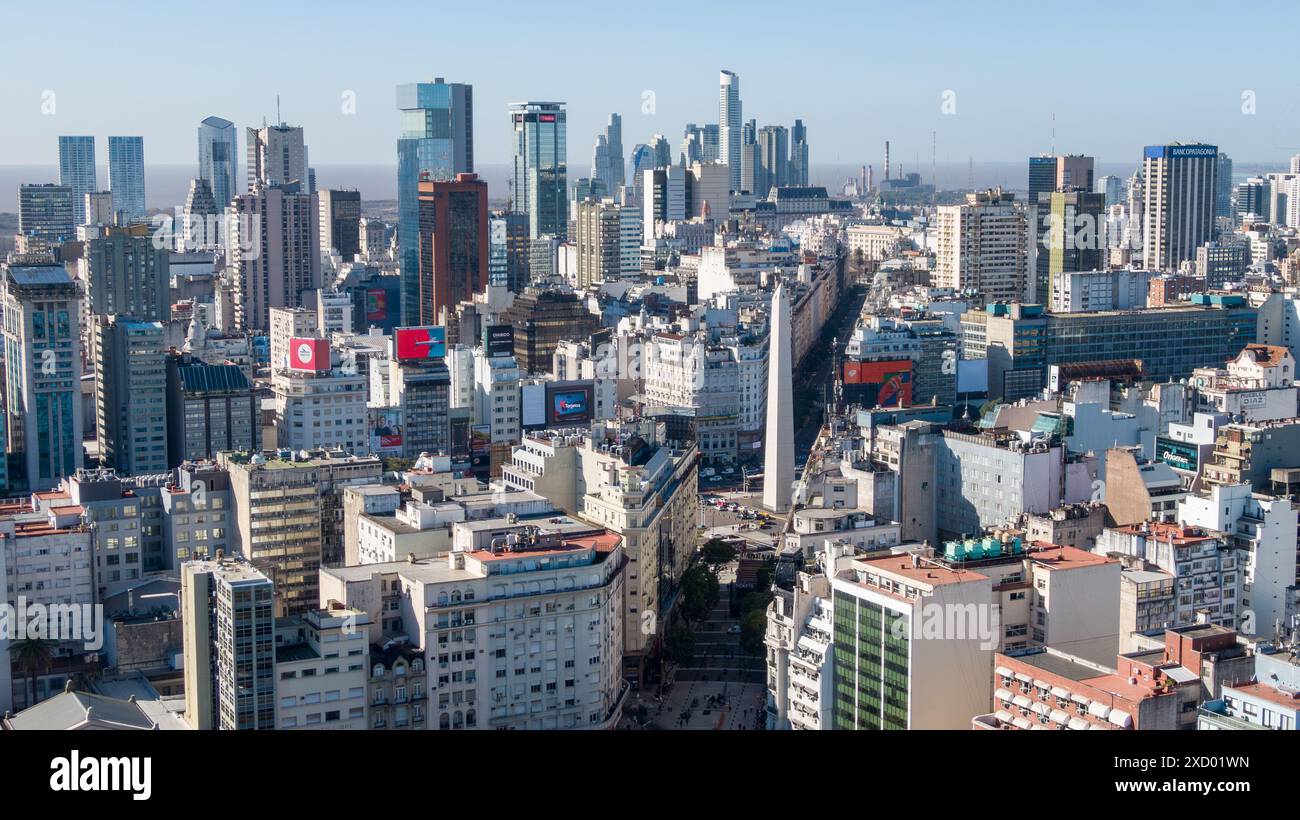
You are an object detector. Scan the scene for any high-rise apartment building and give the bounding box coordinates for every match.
[58,136,96,224]
[510,101,568,241]
[198,116,239,211]
[397,78,474,326]
[107,136,146,221]
[181,556,276,730]
[415,173,488,324]
[934,189,1030,303]
[1142,143,1218,271]
[246,123,309,190]
[719,70,742,191]
[93,318,168,476]
[80,224,171,322]
[229,182,322,331]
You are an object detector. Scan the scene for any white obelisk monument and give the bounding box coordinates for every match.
[763,283,794,513]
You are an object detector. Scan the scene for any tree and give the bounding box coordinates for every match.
[739,610,768,655]
[12,637,54,707]
[663,623,696,667]
[680,564,719,624]
[701,539,737,565]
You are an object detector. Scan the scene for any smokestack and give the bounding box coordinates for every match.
[884,141,891,181]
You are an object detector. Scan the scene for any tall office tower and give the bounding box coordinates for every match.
[763,283,794,514]
[1142,143,1218,272]
[1,265,84,493]
[107,136,146,221]
[93,318,168,476]
[719,70,742,191]
[628,144,657,195]
[790,119,809,187]
[229,182,322,331]
[649,134,672,170]
[489,211,531,293]
[757,125,790,197]
[246,123,308,190]
[575,198,627,288]
[1027,155,1058,205]
[1215,152,1234,223]
[17,183,75,243]
[510,101,568,241]
[397,78,474,326]
[197,116,239,211]
[181,556,276,730]
[58,136,96,224]
[1056,155,1094,191]
[181,178,219,250]
[642,167,688,234]
[934,189,1030,304]
[683,123,721,165]
[415,173,488,324]
[1235,177,1268,222]
[81,224,171,321]
[318,188,361,260]
[1096,174,1123,208]
[688,160,729,219]
[740,119,760,195]
[591,113,625,194]
[164,352,258,465]
[1036,190,1107,307]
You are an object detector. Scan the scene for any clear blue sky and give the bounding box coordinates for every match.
[1,0,1296,169]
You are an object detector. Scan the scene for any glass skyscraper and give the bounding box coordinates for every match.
[108,136,146,222]
[198,116,239,211]
[719,71,742,192]
[510,102,567,243]
[396,78,474,326]
[58,135,96,224]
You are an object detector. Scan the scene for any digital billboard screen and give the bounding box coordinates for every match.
[545,382,594,425]
[394,326,447,360]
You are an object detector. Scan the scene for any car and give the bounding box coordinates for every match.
[727,624,742,634]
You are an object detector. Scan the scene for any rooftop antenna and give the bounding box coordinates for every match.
[1050,112,1056,155]
[277,95,282,126]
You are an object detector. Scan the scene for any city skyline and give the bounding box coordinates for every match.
[2,1,1298,172]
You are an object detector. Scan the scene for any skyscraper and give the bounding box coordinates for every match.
[1142,143,1218,272]
[58,136,96,224]
[790,119,810,187]
[1096,174,1123,208]
[1027,155,1058,207]
[197,116,238,211]
[757,125,789,198]
[229,182,322,331]
[246,123,308,190]
[1,265,84,493]
[591,113,625,194]
[81,224,171,321]
[510,101,568,241]
[1036,190,1106,306]
[107,136,146,221]
[719,70,742,192]
[415,173,488,324]
[1215,152,1234,223]
[396,78,474,326]
[935,189,1030,304]
[763,283,794,514]
[318,189,361,260]
[93,317,168,477]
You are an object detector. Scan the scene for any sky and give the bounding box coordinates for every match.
[1,0,1297,173]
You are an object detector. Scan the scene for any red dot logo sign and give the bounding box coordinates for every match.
[296,342,314,368]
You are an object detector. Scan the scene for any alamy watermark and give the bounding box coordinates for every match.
[1,597,104,651]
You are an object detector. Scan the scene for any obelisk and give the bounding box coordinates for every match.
[763,283,794,513]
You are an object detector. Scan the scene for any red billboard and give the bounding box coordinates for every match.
[843,360,912,407]
[365,289,388,322]
[394,326,447,360]
[289,338,330,372]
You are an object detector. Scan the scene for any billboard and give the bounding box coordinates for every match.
[394,326,447,361]
[1155,437,1199,472]
[289,337,330,372]
[842,360,912,407]
[470,425,492,471]
[546,381,594,425]
[365,288,389,323]
[485,324,514,358]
